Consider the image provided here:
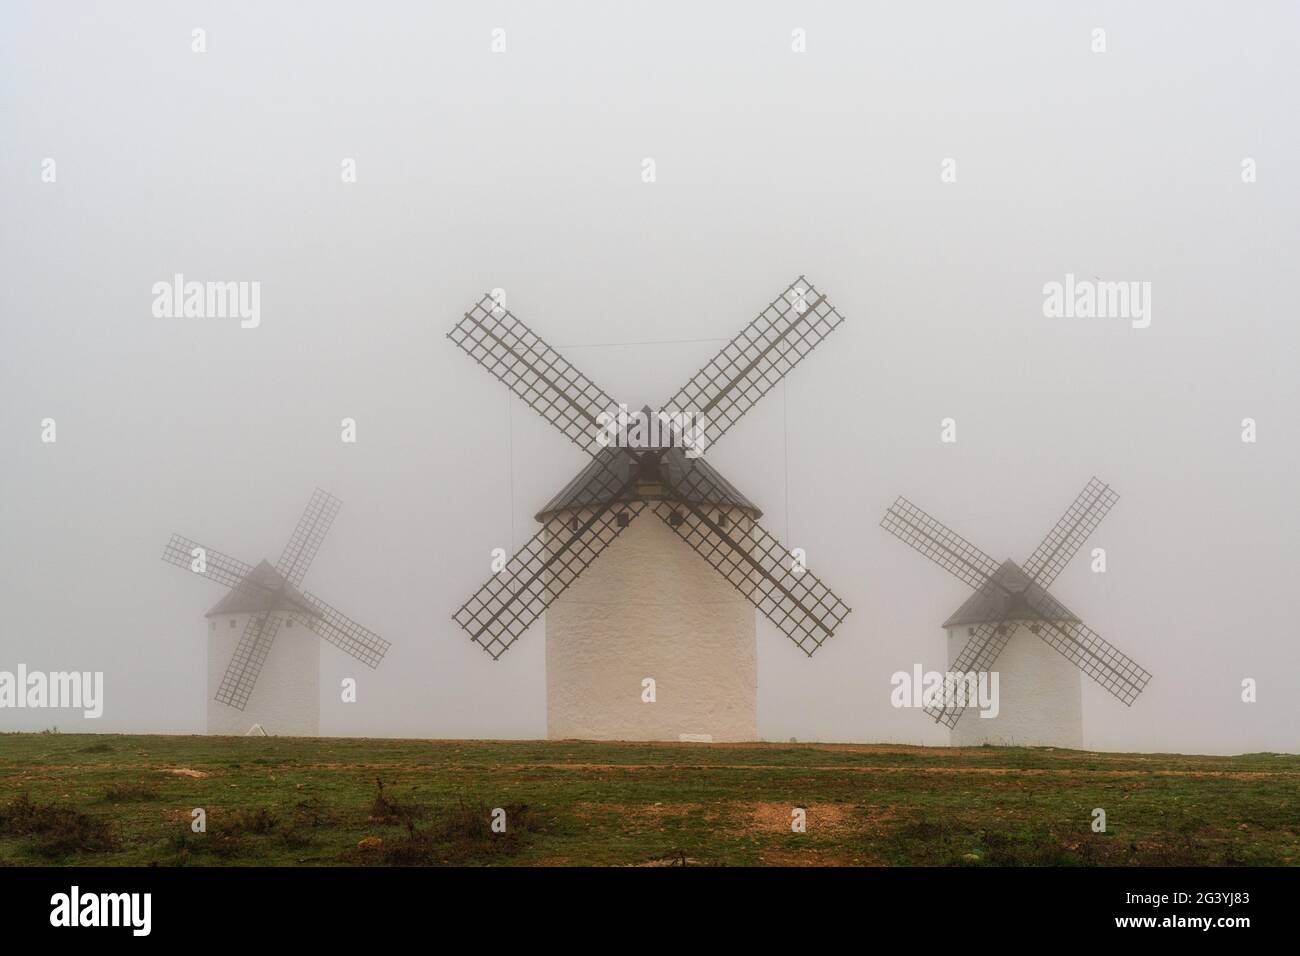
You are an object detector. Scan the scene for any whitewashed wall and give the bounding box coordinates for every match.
[546,512,758,741]
[206,613,320,736]
[946,623,1083,748]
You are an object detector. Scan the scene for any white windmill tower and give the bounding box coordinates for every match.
[162,489,391,736]
[448,278,853,742]
[880,478,1152,748]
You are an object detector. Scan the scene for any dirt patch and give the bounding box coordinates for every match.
[164,768,209,778]
[582,800,879,838]
[747,801,860,835]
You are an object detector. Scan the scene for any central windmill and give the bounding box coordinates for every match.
[448,277,853,742]
[880,477,1152,747]
[162,488,391,736]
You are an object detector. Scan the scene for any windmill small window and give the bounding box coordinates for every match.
[668,510,684,527]
[617,512,630,528]
[569,515,581,533]
[229,618,237,629]
[716,511,728,529]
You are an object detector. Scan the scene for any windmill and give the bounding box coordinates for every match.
[448,277,853,742]
[162,488,391,736]
[880,477,1151,747]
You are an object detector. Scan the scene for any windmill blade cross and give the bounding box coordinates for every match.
[447,280,850,662]
[1021,477,1118,589]
[658,276,846,453]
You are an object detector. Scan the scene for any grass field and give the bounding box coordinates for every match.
[1,733,1297,866]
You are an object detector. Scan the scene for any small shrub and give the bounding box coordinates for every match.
[229,807,278,834]
[98,782,161,803]
[370,777,423,824]
[0,793,115,858]
[372,799,545,866]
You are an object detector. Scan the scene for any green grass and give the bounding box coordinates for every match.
[1,733,1296,866]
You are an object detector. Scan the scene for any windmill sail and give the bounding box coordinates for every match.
[452,496,648,659]
[658,276,846,452]
[277,488,341,587]
[214,613,283,710]
[162,535,255,590]
[880,497,1002,590]
[655,462,851,656]
[447,294,623,456]
[297,591,390,668]
[1021,477,1118,589]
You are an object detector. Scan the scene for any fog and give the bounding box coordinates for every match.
[2,1,1297,754]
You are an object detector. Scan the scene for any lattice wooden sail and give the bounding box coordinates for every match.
[448,293,623,456]
[655,461,851,655]
[880,497,1002,590]
[277,488,341,587]
[453,495,648,659]
[1022,477,1119,589]
[162,535,254,590]
[214,613,283,710]
[659,277,846,453]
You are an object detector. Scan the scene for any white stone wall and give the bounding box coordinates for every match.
[545,511,758,741]
[206,613,320,736]
[946,623,1083,748]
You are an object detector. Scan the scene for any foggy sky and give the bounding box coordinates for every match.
[2,1,1297,754]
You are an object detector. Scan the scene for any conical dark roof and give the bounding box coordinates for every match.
[535,447,762,521]
[205,560,319,618]
[942,559,1080,628]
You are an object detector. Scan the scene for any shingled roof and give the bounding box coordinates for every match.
[942,559,1081,628]
[535,446,762,521]
[205,560,319,618]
